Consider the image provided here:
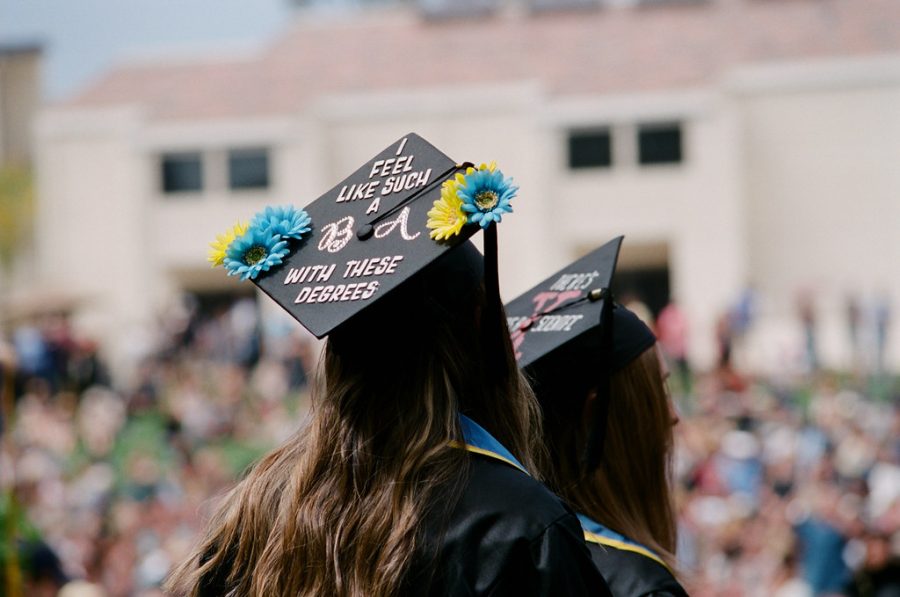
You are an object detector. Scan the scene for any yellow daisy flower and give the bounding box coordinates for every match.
[208,221,249,267]
[426,178,467,241]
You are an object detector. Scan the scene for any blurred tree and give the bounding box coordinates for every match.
[0,491,35,597]
[0,165,34,275]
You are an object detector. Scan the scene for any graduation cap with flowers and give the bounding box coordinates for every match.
[505,237,657,470]
[208,133,517,341]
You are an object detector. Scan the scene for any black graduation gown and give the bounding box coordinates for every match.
[582,531,688,597]
[197,451,610,596]
[406,452,611,596]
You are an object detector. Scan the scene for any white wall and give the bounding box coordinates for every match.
[35,107,155,372]
[738,59,900,371]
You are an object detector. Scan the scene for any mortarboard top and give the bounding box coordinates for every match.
[250,133,484,339]
[211,133,518,340]
[505,236,624,370]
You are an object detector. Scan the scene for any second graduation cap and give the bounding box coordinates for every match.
[208,133,517,339]
[504,236,656,469]
[506,236,624,369]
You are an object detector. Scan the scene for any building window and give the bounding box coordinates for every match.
[418,0,499,19]
[639,0,707,5]
[228,148,270,190]
[529,0,599,12]
[638,123,682,165]
[161,152,203,193]
[568,129,612,169]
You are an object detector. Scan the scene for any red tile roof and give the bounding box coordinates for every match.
[64,0,900,120]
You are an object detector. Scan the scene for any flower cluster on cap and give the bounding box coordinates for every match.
[426,162,517,241]
[208,205,312,281]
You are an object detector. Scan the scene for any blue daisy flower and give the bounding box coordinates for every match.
[223,227,290,281]
[251,205,312,240]
[457,168,517,229]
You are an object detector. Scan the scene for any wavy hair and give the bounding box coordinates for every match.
[166,251,543,596]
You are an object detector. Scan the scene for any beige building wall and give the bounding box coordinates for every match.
[35,108,153,368]
[33,53,900,376]
[736,57,900,372]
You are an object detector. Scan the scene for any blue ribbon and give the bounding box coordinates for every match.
[458,414,529,475]
[576,512,670,570]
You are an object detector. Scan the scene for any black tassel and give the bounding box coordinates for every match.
[483,223,507,382]
[584,290,614,471]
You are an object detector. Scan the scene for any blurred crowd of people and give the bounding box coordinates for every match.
[673,373,900,596]
[1,295,898,596]
[1,298,314,596]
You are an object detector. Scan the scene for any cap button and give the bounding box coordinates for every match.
[588,288,605,302]
[356,224,374,240]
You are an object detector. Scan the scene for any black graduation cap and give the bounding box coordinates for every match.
[506,236,624,369]
[248,133,490,339]
[504,236,656,469]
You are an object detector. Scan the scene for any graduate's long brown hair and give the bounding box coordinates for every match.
[166,247,543,596]
[540,346,678,571]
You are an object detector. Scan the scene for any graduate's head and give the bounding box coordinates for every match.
[326,242,486,394]
[505,238,679,570]
[526,304,665,444]
[325,239,486,405]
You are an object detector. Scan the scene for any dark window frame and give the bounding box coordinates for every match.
[529,0,600,13]
[567,128,613,170]
[160,152,204,194]
[637,123,683,166]
[228,147,271,191]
